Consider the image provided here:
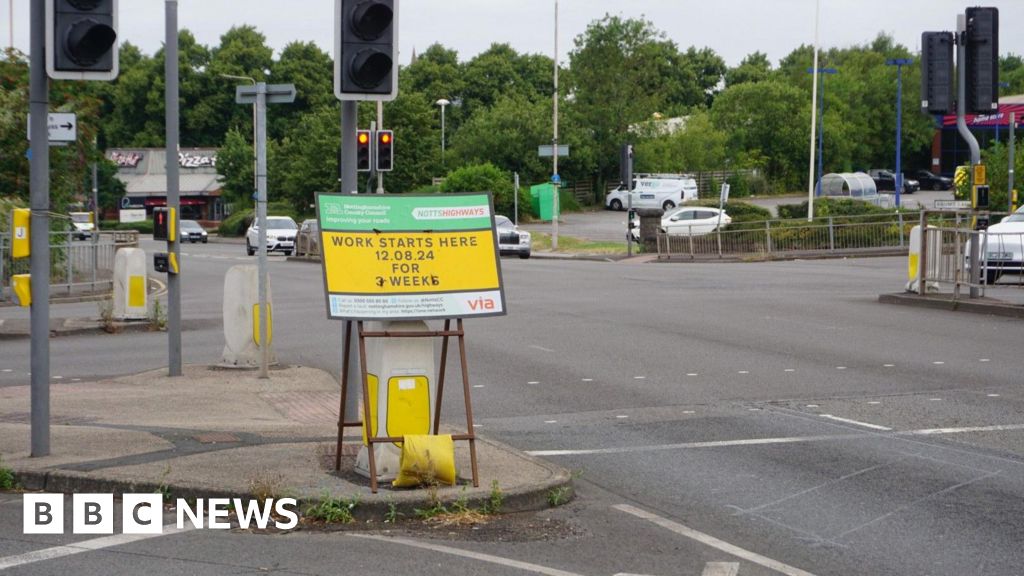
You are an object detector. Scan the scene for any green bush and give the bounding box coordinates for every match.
[726,173,750,198]
[441,163,518,216]
[218,209,253,237]
[777,197,893,220]
[691,199,771,223]
[101,220,154,234]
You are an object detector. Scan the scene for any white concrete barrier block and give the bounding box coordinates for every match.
[113,248,148,320]
[221,265,276,368]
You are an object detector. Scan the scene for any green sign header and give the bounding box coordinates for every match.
[316,193,494,232]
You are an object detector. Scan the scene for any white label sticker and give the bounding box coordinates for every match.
[398,378,416,390]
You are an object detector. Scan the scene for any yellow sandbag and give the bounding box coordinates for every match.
[392,434,457,488]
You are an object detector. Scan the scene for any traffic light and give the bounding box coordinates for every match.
[356,130,372,172]
[334,0,399,101]
[620,144,634,189]
[153,207,169,241]
[921,32,954,115]
[46,0,119,81]
[965,7,999,115]
[376,130,393,172]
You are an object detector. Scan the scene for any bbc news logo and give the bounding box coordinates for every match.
[23,494,299,534]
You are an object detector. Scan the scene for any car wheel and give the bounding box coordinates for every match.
[662,200,676,211]
[246,241,255,256]
[202,238,208,244]
[609,199,623,211]
[519,252,530,259]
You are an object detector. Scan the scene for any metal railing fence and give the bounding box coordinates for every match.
[1,231,139,301]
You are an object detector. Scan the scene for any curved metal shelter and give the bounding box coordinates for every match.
[818,172,877,198]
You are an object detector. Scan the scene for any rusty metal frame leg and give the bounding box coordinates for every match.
[457,319,479,487]
[357,321,379,493]
[433,319,450,435]
[335,320,354,471]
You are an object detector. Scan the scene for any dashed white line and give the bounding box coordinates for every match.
[910,424,1024,435]
[836,366,847,371]
[473,385,484,389]
[687,373,699,377]
[529,345,556,353]
[784,369,796,373]
[867,401,881,405]
[616,415,629,419]
[614,504,818,576]
[883,364,895,368]
[933,361,945,365]
[634,376,646,380]
[929,398,943,402]
[527,381,540,385]
[581,378,593,382]
[987,394,1001,398]
[819,414,891,431]
[544,420,558,424]
[980,358,991,362]
[805,405,819,408]
[349,534,585,576]
[0,524,193,570]
[682,410,696,414]
[1,369,12,373]
[737,371,749,375]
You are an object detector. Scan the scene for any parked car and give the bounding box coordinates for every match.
[606,174,699,211]
[868,169,920,194]
[660,206,732,236]
[295,219,320,257]
[179,219,208,243]
[911,170,953,191]
[495,215,531,259]
[69,211,94,240]
[245,216,298,256]
[979,206,1024,284]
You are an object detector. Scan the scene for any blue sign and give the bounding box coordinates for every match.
[551,173,561,184]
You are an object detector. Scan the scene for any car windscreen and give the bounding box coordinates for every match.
[181,221,201,230]
[266,218,297,230]
[1003,213,1024,223]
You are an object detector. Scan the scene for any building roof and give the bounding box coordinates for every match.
[107,148,222,197]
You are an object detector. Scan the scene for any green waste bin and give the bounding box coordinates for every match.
[530,184,559,222]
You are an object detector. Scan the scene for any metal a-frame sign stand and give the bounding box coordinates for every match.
[334,318,480,493]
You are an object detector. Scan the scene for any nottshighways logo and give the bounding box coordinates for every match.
[23,494,298,534]
[411,206,489,220]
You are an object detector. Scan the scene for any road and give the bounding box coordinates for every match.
[2,238,1024,575]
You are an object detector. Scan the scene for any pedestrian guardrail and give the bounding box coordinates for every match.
[1,230,139,302]
[919,212,1023,296]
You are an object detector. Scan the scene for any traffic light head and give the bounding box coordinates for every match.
[376,130,393,172]
[46,0,119,81]
[356,130,372,172]
[153,207,169,241]
[966,7,999,115]
[335,0,399,101]
[921,32,954,115]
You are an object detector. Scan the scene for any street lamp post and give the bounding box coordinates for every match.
[436,98,450,168]
[806,67,838,199]
[886,58,913,209]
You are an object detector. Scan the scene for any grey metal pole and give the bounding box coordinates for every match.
[551,0,559,250]
[256,82,269,378]
[166,0,182,375]
[1010,112,1016,213]
[340,100,360,424]
[91,161,99,287]
[376,101,384,194]
[956,16,982,298]
[29,0,51,457]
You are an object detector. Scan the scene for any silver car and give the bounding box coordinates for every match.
[495,216,531,259]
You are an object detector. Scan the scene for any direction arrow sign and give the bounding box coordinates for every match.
[26,113,77,143]
[934,200,971,210]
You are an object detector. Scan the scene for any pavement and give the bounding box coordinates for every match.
[0,364,571,520]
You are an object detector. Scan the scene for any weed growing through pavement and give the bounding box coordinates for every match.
[148,300,167,331]
[384,498,399,523]
[97,299,118,333]
[249,469,287,504]
[157,465,173,501]
[0,456,15,490]
[305,492,358,523]
[547,486,571,507]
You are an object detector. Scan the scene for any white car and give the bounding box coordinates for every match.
[495,215,531,259]
[246,216,298,256]
[660,206,732,236]
[606,175,699,212]
[980,207,1024,284]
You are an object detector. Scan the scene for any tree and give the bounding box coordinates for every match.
[269,41,334,140]
[726,51,772,87]
[441,163,516,215]
[634,111,728,173]
[450,94,550,184]
[272,107,339,214]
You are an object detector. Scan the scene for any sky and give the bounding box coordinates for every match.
[4,1,1024,68]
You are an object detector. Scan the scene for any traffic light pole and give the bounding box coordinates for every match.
[956,15,982,298]
[165,0,182,376]
[340,100,361,425]
[29,0,51,457]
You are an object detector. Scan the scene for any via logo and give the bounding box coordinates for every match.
[467,297,496,311]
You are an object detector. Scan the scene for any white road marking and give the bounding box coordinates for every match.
[987,394,1001,397]
[835,366,846,370]
[702,562,740,576]
[980,358,991,362]
[616,415,629,419]
[909,423,1024,435]
[349,534,586,576]
[0,524,192,570]
[528,435,850,457]
[883,364,895,367]
[634,376,646,380]
[71,378,81,382]
[545,420,558,424]
[528,381,540,385]
[867,401,881,405]
[582,378,594,382]
[929,398,943,402]
[1,369,12,373]
[933,361,945,365]
[738,371,749,374]
[820,414,891,431]
[473,385,484,388]
[52,376,63,380]
[682,410,696,414]
[805,405,819,408]
[687,373,699,377]
[614,504,817,576]
[784,369,795,372]
[529,345,556,353]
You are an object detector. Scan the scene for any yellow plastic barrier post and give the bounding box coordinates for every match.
[393,434,456,488]
[252,303,273,345]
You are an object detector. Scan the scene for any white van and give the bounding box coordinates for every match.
[605,175,699,211]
